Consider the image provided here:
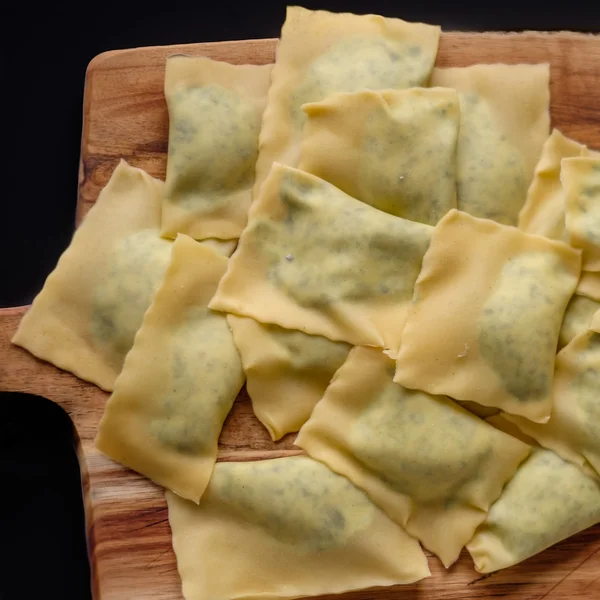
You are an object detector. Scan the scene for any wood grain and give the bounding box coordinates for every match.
[2,31,600,600]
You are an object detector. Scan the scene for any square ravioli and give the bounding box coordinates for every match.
[96,235,244,502]
[431,64,549,225]
[519,129,591,241]
[12,160,172,391]
[298,87,459,224]
[467,448,600,573]
[167,456,430,600]
[296,347,530,567]
[227,315,351,441]
[394,209,581,422]
[504,327,600,479]
[253,5,440,196]
[161,56,273,240]
[209,163,432,352]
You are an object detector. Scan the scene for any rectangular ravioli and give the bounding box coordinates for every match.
[227,315,350,441]
[209,163,432,352]
[296,347,530,567]
[12,160,172,391]
[161,56,273,240]
[253,5,440,196]
[95,235,244,502]
[430,64,550,225]
[467,448,600,573]
[298,87,459,224]
[167,455,430,600]
[394,209,581,422]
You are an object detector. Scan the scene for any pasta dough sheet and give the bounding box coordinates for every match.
[167,455,430,600]
[12,160,171,391]
[253,5,440,196]
[298,87,459,224]
[394,209,581,422]
[96,235,244,502]
[505,328,600,479]
[161,56,273,240]
[559,293,600,349]
[467,448,600,573]
[296,347,530,567]
[518,129,590,241]
[431,64,550,225]
[227,315,350,441]
[563,157,600,272]
[209,163,433,352]
[577,270,600,302]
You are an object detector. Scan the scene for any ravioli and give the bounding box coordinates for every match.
[296,347,530,567]
[559,293,600,349]
[298,87,459,224]
[431,64,550,225]
[504,328,600,479]
[95,235,244,503]
[227,315,350,440]
[209,164,432,353]
[167,455,430,600]
[394,209,581,422]
[467,448,600,572]
[161,56,272,240]
[518,129,591,241]
[253,5,440,196]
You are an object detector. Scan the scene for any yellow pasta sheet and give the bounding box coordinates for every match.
[253,5,440,195]
[296,347,530,567]
[559,293,600,349]
[467,448,600,572]
[431,64,549,225]
[167,456,430,600]
[298,88,459,224]
[12,160,171,391]
[577,270,600,302]
[394,209,581,422]
[96,235,244,502]
[505,328,600,479]
[227,315,350,441]
[518,129,590,241]
[209,164,432,352]
[161,56,273,240]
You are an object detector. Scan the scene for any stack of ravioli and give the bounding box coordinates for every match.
[12,5,600,600]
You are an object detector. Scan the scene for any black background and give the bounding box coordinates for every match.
[2,2,600,599]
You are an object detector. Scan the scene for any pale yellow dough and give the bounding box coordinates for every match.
[467,448,600,573]
[505,329,600,479]
[298,87,459,224]
[96,235,244,503]
[577,270,600,302]
[12,160,171,391]
[394,209,581,422]
[167,455,430,600]
[518,129,590,241]
[296,347,530,567]
[162,55,273,240]
[253,6,440,196]
[431,64,550,225]
[562,156,600,273]
[559,293,600,349]
[209,164,432,352]
[227,315,350,441]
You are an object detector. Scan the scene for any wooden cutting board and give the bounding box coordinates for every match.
[2,31,600,600]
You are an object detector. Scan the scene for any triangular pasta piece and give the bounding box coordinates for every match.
[518,129,590,241]
[431,64,549,225]
[227,315,350,441]
[296,347,530,567]
[96,235,244,502]
[467,448,600,573]
[167,455,430,600]
[298,87,459,224]
[253,6,440,196]
[161,56,273,240]
[209,164,432,353]
[394,209,581,422]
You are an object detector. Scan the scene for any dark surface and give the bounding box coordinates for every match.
[2,2,600,599]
